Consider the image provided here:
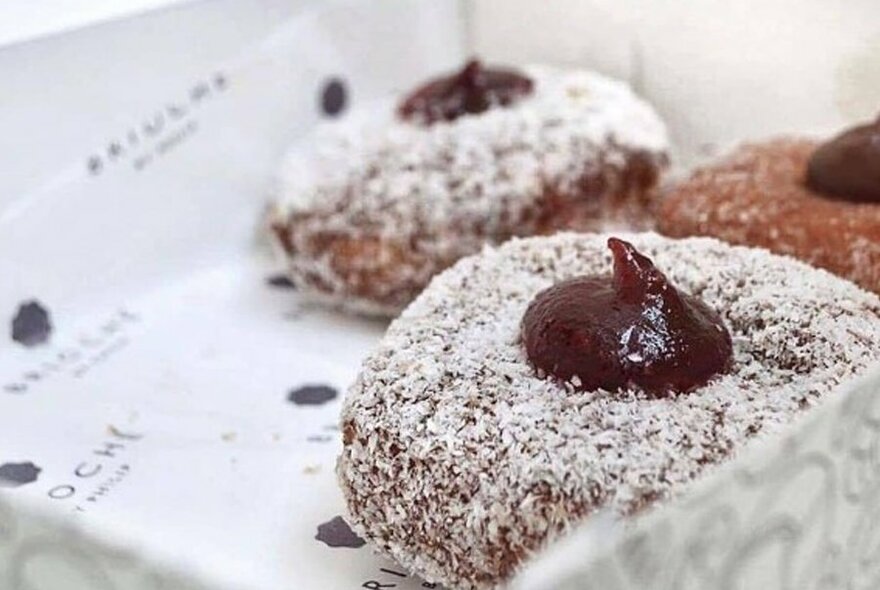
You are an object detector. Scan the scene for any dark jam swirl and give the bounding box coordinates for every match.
[522,238,733,398]
[806,114,880,203]
[397,59,534,125]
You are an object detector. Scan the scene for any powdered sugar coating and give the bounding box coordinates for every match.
[337,232,880,589]
[270,66,669,316]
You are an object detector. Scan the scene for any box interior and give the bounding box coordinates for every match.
[2,1,880,589]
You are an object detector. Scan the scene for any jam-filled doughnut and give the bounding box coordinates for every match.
[658,118,880,293]
[269,60,669,316]
[337,232,880,589]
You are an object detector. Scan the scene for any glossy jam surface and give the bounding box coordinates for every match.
[807,115,880,203]
[398,59,533,125]
[522,238,733,398]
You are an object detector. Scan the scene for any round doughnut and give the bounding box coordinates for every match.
[336,232,880,589]
[658,138,880,293]
[269,65,669,316]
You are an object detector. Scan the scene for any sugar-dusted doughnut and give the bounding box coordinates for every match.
[337,232,880,588]
[269,61,669,316]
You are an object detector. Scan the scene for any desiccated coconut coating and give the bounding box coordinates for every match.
[658,137,880,294]
[337,232,880,589]
[269,66,669,316]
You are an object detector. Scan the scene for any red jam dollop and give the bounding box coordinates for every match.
[806,114,880,203]
[522,238,733,398]
[397,59,533,125]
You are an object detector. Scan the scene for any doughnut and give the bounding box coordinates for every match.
[336,232,880,589]
[269,60,669,316]
[658,129,880,293]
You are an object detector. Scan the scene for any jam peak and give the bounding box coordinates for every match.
[398,58,534,125]
[522,238,733,398]
[806,114,880,203]
[459,59,482,87]
[458,60,489,113]
[609,237,677,304]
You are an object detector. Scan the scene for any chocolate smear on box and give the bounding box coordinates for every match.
[321,78,348,117]
[315,516,365,548]
[11,300,52,347]
[266,274,297,289]
[288,385,339,406]
[0,462,41,488]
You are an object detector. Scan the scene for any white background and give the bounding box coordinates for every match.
[0,0,188,47]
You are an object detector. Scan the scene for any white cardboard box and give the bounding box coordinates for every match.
[1,1,879,589]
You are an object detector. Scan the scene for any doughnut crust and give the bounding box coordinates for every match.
[270,66,669,316]
[658,138,880,293]
[337,232,880,589]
